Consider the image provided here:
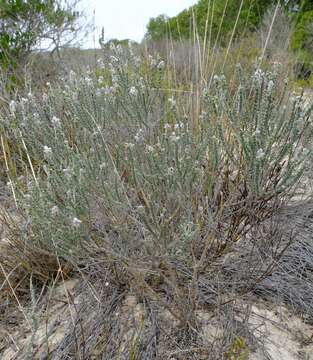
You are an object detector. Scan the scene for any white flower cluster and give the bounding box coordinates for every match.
[254,128,261,136]
[97,58,105,70]
[174,122,184,130]
[125,142,135,149]
[9,100,17,114]
[129,86,138,97]
[98,75,104,84]
[145,145,154,153]
[199,111,207,122]
[267,80,275,93]
[51,205,59,216]
[51,116,61,127]
[169,132,180,142]
[72,217,82,228]
[134,128,144,143]
[212,74,226,83]
[149,55,165,70]
[110,55,119,63]
[253,68,265,84]
[63,168,72,178]
[43,145,52,158]
[168,97,176,108]
[157,60,165,70]
[256,148,265,160]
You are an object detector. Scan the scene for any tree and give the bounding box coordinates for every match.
[288,0,313,78]
[145,0,313,79]
[145,14,169,41]
[0,0,86,74]
[145,0,273,44]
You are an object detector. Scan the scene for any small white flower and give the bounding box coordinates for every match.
[110,55,119,63]
[97,59,105,69]
[24,194,31,201]
[43,145,52,157]
[157,60,165,69]
[63,168,71,178]
[125,142,135,149]
[139,77,146,90]
[159,208,166,219]
[98,75,104,84]
[254,128,261,135]
[253,69,264,83]
[267,80,274,92]
[84,76,92,84]
[72,217,82,228]
[168,167,175,175]
[256,148,265,159]
[9,100,17,113]
[51,116,61,127]
[103,86,111,95]
[129,86,138,96]
[164,123,171,130]
[149,55,157,67]
[134,128,144,143]
[105,282,109,287]
[134,134,140,142]
[273,61,282,69]
[33,113,40,123]
[145,145,154,153]
[100,162,106,170]
[168,97,176,108]
[169,132,180,142]
[21,97,28,103]
[199,111,207,121]
[51,206,59,216]
[105,86,115,95]
[198,206,204,213]
[174,122,184,130]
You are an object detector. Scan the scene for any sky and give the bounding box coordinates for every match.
[83,0,198,48]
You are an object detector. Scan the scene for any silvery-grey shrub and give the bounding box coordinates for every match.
[2,44,313,267]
